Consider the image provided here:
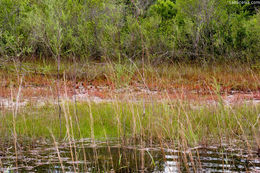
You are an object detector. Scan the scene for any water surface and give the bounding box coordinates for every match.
[1,139,259,172]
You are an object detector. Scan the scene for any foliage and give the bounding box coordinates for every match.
[0,0,32,59]
[0,0,259,63]
[150,0,177,20]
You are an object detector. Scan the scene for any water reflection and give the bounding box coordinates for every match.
[0,139,259,172]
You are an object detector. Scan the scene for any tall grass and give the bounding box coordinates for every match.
[1,100,259,145]
[1,60,259,92]
[1,98,259,172]
[0,61,259,172]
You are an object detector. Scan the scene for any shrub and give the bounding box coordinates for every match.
[0,0,259,63]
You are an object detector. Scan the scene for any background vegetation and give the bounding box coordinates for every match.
[0,0,259,64]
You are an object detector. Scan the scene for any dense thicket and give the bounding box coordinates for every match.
[0,0,259,63]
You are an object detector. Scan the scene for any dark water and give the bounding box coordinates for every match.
[0,139,260,172]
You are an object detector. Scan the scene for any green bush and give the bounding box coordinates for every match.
[0,0,259,63]
[150,0,177,20]
[0,0,31,59]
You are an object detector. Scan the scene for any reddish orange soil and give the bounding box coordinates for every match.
[0,73,259,105]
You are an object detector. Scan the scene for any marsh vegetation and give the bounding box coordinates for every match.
[0,0,260,172]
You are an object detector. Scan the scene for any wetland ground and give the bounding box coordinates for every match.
[0,61,259,172]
